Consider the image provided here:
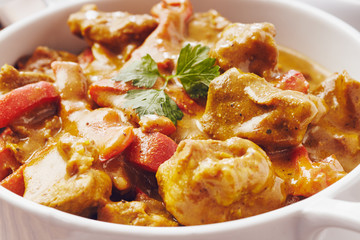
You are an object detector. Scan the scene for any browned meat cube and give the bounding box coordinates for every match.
[304,71,360,171]
[200,68,325,150]
[0,64,54,94]
[210,22,278,76]
[16,46,78,76]
[156,137,285,225]
[68,4,158,52]
[98,193,178,226]
[187,10,230,47]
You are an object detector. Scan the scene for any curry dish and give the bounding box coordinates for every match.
[0,0,358,226]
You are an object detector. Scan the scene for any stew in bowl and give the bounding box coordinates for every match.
[1,0,360,239]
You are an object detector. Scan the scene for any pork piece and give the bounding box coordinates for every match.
[79,44,128,82]
[17,46,77,76]
[98,193,178,226]
[303,71,360,171]
[200,68,325,150]
[66,108,134,162]
[52,61,134,162]
[156,137,285,225]
[139,114,176,135]
[186,10,230,47]
[68,4,158,52]
[0,64,54,94]
[124,0,192,72]
[210,23,278,76]
[51,61,89,103]
[102,157,131,192]
[23,133,112,216]
[51,61,93,123]
[4,116,61,164]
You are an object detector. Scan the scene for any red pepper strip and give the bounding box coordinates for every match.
[0,81,59,128]
[88,79,138,107]
[124,130,177,172]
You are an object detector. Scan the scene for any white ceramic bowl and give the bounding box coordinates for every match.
[1,0,360,239]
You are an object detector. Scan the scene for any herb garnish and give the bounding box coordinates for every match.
[113,44,220,125]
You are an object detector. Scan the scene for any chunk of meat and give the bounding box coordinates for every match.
[53,61,134,161]
[79,44,129,81]
[4,116,61,164]
[139,114,176,135]
[0,64,54,94]
[170,113,209,143]
[210,23,278,76]
[303,71,360,171]
[23,134,112,216]
[102,157,132,192]
[125,0,193,72]
[313,71,360,129]
[156,137,285,225]
[68,4,158,52]
[67,108,134,162]
[186,10,230,47]
[98,192,178,226]
[200,68,325,150]
[17,46,77,76]
[52,61,92,116]
[52,61,89,103]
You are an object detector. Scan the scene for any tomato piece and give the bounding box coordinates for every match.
[78,47,94,68]
[166,85,204,115]
[0,164,26,196]
[98,126,134,162]
[276,70,309,93]
[124,130,177,172]
[0,81,59,128]
[0,133,19,181]
[290,145,346,197]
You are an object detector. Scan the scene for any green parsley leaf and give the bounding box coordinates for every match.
[176,44,220,98]
[113,54,160,88]
[113,44,220,124]
[124,89,183,125]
